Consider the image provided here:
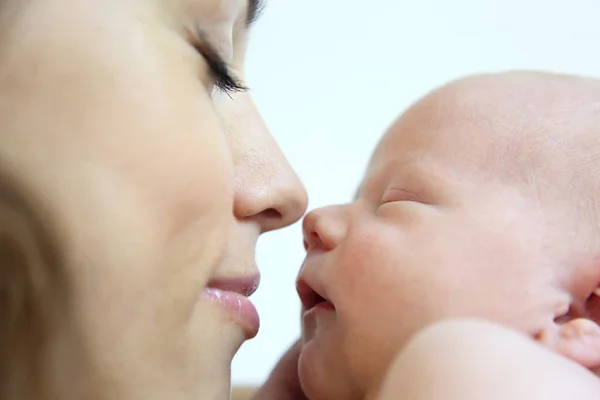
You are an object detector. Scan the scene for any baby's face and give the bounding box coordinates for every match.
[296,81,573,400]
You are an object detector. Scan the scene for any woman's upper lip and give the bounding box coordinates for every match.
[207,274,260,297]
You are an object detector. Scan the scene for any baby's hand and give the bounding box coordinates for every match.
[537,317,600,372]
[536,291,600,372]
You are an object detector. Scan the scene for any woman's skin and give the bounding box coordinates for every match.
[0,0,307,399]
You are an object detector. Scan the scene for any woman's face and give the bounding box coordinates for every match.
[0,0,307,398]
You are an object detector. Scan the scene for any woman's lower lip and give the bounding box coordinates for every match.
[202,287,260,339]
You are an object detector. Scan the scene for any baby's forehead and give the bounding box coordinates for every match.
[359,72,600,213]
[367,96,517,181]
[370,72,600,180]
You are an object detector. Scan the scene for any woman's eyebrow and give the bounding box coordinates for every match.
[247,0,265,26]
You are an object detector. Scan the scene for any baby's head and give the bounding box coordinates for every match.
[297,71,600,400]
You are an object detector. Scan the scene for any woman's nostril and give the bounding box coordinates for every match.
[262,208,282,220]
[256,208,284,233]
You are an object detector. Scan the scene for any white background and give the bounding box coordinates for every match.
[233,0,600,385]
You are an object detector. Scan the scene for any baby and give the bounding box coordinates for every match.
[296,71,600,400]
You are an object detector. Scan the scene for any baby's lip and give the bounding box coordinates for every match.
[296,278,334,312]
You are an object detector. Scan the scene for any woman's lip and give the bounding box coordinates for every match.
[202,287,260,339]
[208,275,260,297]
[203,274,261,339]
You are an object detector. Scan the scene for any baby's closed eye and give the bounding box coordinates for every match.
[381,187,423,204]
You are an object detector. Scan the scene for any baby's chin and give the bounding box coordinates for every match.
[297,336,319,395]
[299,329,319,381]
[298,338,356,400]
[299,324,364,396]
[300,318,315,345]
[298,323,329,383]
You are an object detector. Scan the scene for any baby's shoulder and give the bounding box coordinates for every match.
[374,319,600,400]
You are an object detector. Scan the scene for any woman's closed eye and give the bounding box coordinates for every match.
[190,30,247,96]
[199,43,247,95]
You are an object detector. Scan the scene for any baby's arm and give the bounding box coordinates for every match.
[376,319,600,400]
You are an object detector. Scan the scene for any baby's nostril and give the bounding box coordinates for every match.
[306,231,320,248]
[303,233,318,251]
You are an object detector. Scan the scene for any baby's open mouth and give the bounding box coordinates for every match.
[296,279,335,311]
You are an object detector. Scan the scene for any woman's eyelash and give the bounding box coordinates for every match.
[201,50,248,95]
[190,33,247,96]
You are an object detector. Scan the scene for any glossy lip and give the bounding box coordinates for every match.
[208,275,260,296]
[202,274,261,339]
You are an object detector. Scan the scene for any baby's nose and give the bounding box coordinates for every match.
[302,205,347,252]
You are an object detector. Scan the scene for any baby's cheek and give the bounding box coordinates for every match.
[336,224,414,304]
[335,223,453,346]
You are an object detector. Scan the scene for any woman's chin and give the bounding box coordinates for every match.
[186,308,249,383]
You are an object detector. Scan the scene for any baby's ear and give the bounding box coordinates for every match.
[539,290,600,369]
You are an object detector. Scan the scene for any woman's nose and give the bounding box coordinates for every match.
[234,156,307,232]
[225,94,308,232]
[302,205,347,252]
